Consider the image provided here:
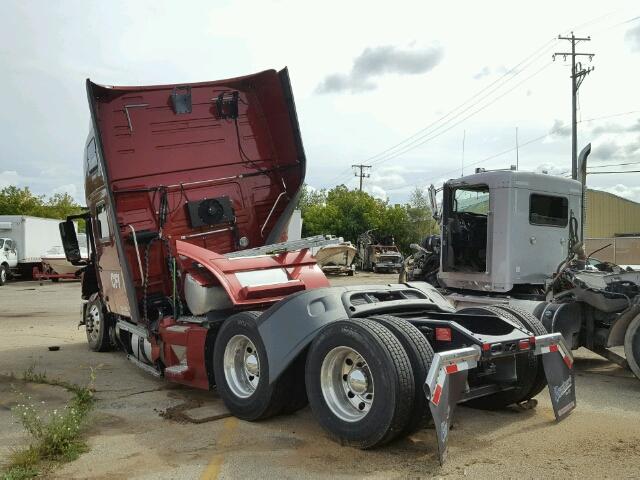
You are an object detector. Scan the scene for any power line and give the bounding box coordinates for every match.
[588,170,640,175]
[361,38,558,166]
[589,161,640,168]
[324,13,631,189]
[369,62,553,167]
[382,109,640,193]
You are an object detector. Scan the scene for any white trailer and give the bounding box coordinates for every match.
[0,215,63,285]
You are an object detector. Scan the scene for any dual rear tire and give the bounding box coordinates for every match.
[213,312,433,448]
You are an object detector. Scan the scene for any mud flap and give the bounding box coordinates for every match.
[534,333,576,421]
[423,346,481,465]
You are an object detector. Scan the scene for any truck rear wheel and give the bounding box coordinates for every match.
[624,314,640,380]
[305,318,414,449]
[0,265,7,286]
[213,311,290,421]
[85,297,112,352]
[369,315,434,434]
[458,306,540,410]
[280,352,309,414]
[492,304,548,399]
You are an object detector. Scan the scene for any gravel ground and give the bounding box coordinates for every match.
[0,275,639,479]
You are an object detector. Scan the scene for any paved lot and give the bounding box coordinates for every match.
[1,275,640,479]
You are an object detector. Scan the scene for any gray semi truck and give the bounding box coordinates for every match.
[402,147,640,381]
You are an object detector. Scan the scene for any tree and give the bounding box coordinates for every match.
[0,186,85,228]
[297,184,435,254]
[406,187,439,241]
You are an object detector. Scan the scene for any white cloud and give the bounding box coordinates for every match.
[0,171,22,189]
[594,184,640,203]
[317,44,444,94]
[535,163,569,176]
[365,184,389,201]
[52,183,78,198]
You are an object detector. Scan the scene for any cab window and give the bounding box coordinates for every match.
[87,138,99,174]
[96,203,111,241]
[453,186,490,214]
[529,194,568,227]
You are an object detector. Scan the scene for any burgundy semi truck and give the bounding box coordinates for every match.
[60,68,575,463]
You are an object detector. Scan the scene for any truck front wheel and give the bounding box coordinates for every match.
[213,311,291,421]
[85,297,112,352]
[0,265,7,286]
[305,318,414,448]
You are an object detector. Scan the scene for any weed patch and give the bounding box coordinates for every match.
[1,368,96,480]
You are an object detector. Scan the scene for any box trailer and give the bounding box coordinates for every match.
[59,68,575,464]
[0,215,64,284]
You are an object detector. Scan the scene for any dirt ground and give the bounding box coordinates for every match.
[1,274,639,479]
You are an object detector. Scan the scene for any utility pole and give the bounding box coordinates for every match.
[461,130,466,176]
[554,32,595,180]
[352,164,371,191]
[515,127,519,170]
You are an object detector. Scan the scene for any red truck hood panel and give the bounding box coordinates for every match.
[86,68,305,248]
[84,69,308,322]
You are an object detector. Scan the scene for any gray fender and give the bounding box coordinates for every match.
[535,302,583,350]
[256,287,349,384]
[607,304,640,347]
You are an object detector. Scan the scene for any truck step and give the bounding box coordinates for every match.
[126,354,161,377]
[164,363,193,381]
[177,315,207,324]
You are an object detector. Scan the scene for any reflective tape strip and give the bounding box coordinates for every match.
[431,368,447,406]
[432,360,475,406]
[432,383,443,406]
[540,342,572,369]
[425,346,481,406]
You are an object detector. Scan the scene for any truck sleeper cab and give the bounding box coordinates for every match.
[61,69,575,464]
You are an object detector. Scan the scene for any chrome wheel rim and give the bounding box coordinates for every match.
[320,346,374,422]
[86,304,101,342]
[223,335,260,398]
[0,269,5,283]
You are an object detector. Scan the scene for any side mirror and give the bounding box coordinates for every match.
[428,184,440,220]
[59,220,82,264]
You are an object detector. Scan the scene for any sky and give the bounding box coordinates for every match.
[1,0,640,205]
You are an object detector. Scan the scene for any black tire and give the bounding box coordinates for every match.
[0,265,7,286]
[458,306,540,410]
[369,315,434,434]
[624,314,640,380]
[280,352,309,414]
[51,277,60,283]
[85,297,112,352]
[305,318,414,449]
[492,304,548,399]
[213,311,290,421]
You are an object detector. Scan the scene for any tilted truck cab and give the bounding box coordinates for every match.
[60,68,575,464]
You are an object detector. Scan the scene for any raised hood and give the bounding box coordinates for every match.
[84,69,307,322]
[86,68,306,249]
